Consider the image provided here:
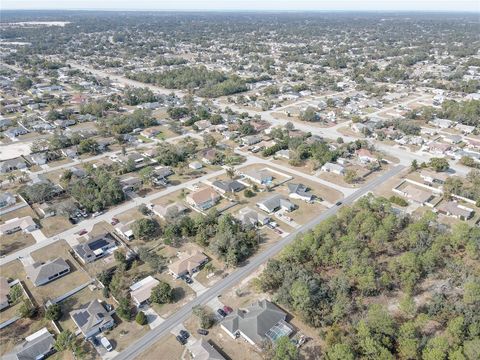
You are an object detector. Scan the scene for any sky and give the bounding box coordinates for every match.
[2,0,479,12]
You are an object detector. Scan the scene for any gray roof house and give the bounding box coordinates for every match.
[25,257,70,287]
[287,183,313,202]
[0,192,16,209]
[70,299,115,338]
[73,233,117,264]
[187,339,226,360]
[242,169,273,185]
[220,300,293,346]
[12,328,55,360]
[211,180,245,194]
[256,195,296,214]
[0,158,28,173]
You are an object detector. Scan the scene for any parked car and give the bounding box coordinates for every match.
[78,229,87,236]
[93,210,105,218]
[88,336,100,347]
[176,335,187,345]
[197,329,209,336]
[335,201,343,206]
[179,330,190,339]
[184,276,193,284]
[100,337,113,352]
[217,308,227,317]
[111,218,119,225]
[223,305,233,314]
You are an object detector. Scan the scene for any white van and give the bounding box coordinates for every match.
[100,337,113,351]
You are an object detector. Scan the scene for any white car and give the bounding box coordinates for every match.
[100,337,113,352]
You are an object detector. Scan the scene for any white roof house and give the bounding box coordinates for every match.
[129,276,160,306]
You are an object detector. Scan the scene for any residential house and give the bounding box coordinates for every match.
[351,123,367,133]
[356,149,376,163]
[0,192,16,209]
[242,135,262,146]
[420,170,448,184]
[0,216,38,235]
[61,146,78,159]
[0,277,11,310]
[396,184,435,205]
[117,152,147,169]
[256,195,296,214]
[186,187,220,211]
[168,251,208,279]
[152,166,173,186]
[236,207,270,227]
[152,202,188,220]
[0,157,28,173]
[431,118,454,129]
[201,149,219,165]
[25,257,70,287]
[320,162,345,175]
[287,183,313,202]
[455,123,475,134]
[29,152,48,165]
[442,135,462,144]
[73,233,117,264]
[70,299,115,338]
[187,339,226,360]
[221,300,293,346]
[242,169,273,185]
[120,176,142,193]
[115,220,135,240]
[211,180,245,194]
[427,142,451,155]
[140,128,161,138]
[437,201,474,220]
[276,149,290,159]
[11,328,55,360]
[129,275,160,306]
[4,126,28,140]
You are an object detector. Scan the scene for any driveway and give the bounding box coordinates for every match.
[189,274,208,295]
[142,305,165,329]
[30,229,47,243]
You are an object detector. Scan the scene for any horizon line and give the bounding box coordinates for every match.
[1,8,479,13]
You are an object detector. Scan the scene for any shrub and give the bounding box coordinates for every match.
[45,303,62,321]
[136,311,147,325]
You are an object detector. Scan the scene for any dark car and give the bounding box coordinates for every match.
[335,201,343,206]
[78,229,88,236]
[88,337,100,347]
[197,329,209,336]
[223,305,233,314]
[176,335,187,345]
[179,330,190,339]
[217,308,227,317]
[184,276,193,284]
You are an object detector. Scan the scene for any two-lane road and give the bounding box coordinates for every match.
[114,164,405,360]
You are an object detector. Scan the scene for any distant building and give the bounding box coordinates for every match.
[0,216,38,235]
[242,169,273,185]
[320,162,345,175]
[287,183,313,202]
[186,187,220,211]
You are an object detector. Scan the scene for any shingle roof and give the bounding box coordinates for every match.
[15,328,54,360]
[70,299,113,336]
[221,300,287,345]
[25,257,70,286]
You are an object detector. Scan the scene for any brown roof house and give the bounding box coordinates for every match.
[186,187,220,211]
[168,251,208,279]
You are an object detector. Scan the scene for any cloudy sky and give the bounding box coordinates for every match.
[2,0,479,11]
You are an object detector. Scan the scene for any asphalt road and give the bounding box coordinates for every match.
[114,164,405,360]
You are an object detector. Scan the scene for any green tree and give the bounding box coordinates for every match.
[45,303,62,321]
[18,299,36,318]
[344,169,358,184]
[150,281,174,304]
[193,306,214,329]
[117,297,132,320]
[326,343,355,360]
[428,157,449,172]
[131,218,160,240]
[54,330,75,352]
[135,311,147,325]
[273,336,299,360]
